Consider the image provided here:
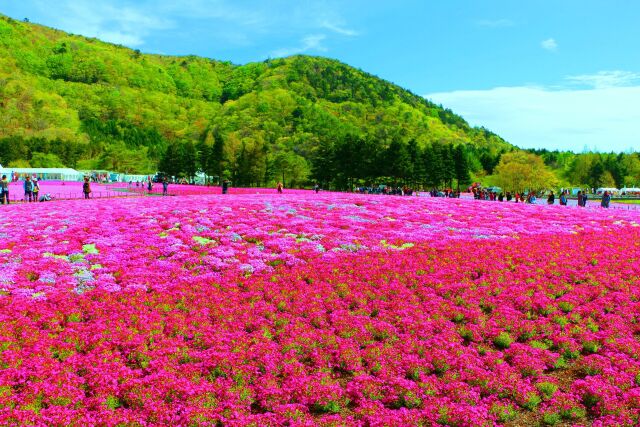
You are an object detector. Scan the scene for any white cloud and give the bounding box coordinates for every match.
[31,0,358,51]
[37,0,173,47]
[157,0,266,29]
[566,70,640,89]
[425,80,640,152]
[541,38,558,51]
[320,20,358,36]
[271,34,327,58]
[476,19,515,28]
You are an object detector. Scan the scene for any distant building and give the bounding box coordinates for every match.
[0,167,83,181]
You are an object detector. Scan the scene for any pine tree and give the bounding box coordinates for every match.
[211,131,225,181]
[453,145,471,190]
[196,139,210,182]
[181,140,198,182]
[158,142,181,178]
[385,139,411,183]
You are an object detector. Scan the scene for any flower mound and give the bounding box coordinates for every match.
[0,193,639,426]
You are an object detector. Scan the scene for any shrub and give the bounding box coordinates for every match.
[522,392,542,410]
[493,332,513,349]
[542,412,561,425]
[489,403,517,422]
[536,382,558,399]
[582,341,600,354]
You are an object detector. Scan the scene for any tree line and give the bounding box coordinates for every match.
[157,133,474,190]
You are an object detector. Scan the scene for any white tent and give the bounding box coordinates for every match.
[596,187,619,195]
[0,167,83,182]
[620,187,640,195]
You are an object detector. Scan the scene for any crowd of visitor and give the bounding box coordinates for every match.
[0,173,624,210]
[0,174,53,204]
[469,187,614,208]
[355,185,417,196]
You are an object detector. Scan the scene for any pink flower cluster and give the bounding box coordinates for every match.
[0,193,639,425]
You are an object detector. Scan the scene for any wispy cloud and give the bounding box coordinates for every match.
[29,0,358,52]
[320,20,358,36]
[425,72,640,152]
[566,70,640,89]
[34,0,173,47]
[271,34,327,58]
[157,0,266,29]
[476,19,515,28]
[541,38,558,51]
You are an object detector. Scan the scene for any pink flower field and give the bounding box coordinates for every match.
[1,193,639,426]
[5,181,134,201]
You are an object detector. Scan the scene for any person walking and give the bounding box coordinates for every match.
[83,177,91,199]
[147,179,153,193]
[24,176,34,202]
[601,191,611,208]
[0,175,9,204]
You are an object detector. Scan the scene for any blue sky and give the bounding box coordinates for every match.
[3,0,639,152]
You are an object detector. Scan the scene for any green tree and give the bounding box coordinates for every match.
[385,139,411,183]
[493,151,558,192]
[180,140,198,182]
[29,152,65,168]
[158,142,181,178]
[211,131,226,180]
[587,159,605,188]
[196,138,211,181]
[453,145,471,190]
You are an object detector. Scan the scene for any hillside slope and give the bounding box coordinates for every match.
[0,14,512,184]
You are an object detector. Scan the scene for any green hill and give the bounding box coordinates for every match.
[0,14,512,187]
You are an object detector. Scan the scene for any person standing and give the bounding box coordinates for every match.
[277,182,283,194]
[83,177,91,199]
[222,179,229,194]
[162,178,169,196]
[24,176,34,202]
[0,175,9,204]
[577,191,583,207]
[601,191,611,208]
[547,191,555,205]
[560,191,567,206]
[32,179,40,203]
[147,179,153,193]
[582,191,588,207]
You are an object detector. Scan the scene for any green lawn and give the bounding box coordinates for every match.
[612,199,640,204]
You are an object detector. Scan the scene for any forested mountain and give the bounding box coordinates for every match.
[1,14,512,188]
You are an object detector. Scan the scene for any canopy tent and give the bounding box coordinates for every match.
[119,174,151,183]
[0,167,83,182]
[596,187,620,194]
[620,187,640,195]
